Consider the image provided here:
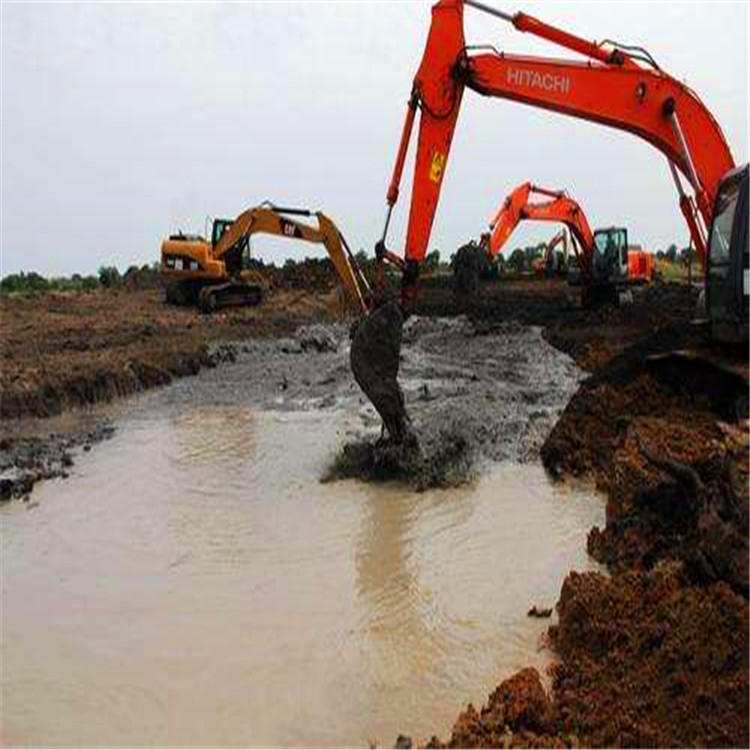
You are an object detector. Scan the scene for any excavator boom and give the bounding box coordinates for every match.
[487,182,595,278]
[353,0,743,444]
[384,0,734,280]
[162,205,371,314]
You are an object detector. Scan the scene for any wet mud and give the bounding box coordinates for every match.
[3,280,748,747]
[0,288,338,420]
[414,281,749,749]
[0,424,115,502]
[330,315,581,490]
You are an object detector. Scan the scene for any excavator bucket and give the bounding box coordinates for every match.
[350,301,412,444]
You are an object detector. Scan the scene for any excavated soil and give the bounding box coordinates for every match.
[411,278,749,749]
[429,564,748,748]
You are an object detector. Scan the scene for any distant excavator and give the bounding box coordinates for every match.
[352,0,748,444]
[485,181,655,298]
[530,230,569,278]
[160,204,372,314]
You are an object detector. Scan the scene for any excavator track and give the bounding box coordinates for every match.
[198,281,263,313]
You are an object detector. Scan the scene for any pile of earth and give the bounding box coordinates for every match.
[255,258,345,292]
[425,563,748,748]
[541,322,749,489]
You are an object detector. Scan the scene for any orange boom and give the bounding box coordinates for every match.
[353,0,747,442]
[374,0,743,319]
[486,182,656,291]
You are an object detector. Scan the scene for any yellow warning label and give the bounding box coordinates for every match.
[429,152,446,183]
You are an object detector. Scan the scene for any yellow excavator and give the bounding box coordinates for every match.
[160,203,372,314]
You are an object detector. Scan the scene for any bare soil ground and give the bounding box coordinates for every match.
[2,277,748,747]
[0,288,341,421]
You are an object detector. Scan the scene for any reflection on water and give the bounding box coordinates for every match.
[1,404,603,748]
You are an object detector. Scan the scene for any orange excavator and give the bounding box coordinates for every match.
[352,0,748,442]
[530,230,568,278]
[487,181,655,292]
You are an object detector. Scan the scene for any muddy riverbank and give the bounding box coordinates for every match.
[0,288,339,420]
[2,279,748,747]
[416,282,749,748]
[0,319,603,748]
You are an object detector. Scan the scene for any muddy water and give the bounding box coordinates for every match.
[1,322,604,748]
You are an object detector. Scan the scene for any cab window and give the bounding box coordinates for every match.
[709,182,740,266]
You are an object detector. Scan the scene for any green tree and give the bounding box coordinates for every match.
[424,250,441,271]
[508,248,526,273]
[0,272,49,294]
[354,249,369,267]
[98,266,121,288]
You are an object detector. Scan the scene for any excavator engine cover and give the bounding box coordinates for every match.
[350,301,411,444]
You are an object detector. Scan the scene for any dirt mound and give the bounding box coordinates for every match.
[538,315,741,487]
[425,668,562,748]
[588,416,749,595]
[122,264,162,290]
[259,258,340,292]
[541,370,682,486]
[550,566,749,747]
[426,566,749,749]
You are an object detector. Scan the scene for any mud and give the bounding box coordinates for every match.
[0,424,115,502]
[0,288,339,421]
[587,416,749,595]
[330,315,582,489]
[4,278,748,747]
[403,277,749,748]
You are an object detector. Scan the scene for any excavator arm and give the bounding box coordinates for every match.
[352,0,741,444]
[214,205,372,315]
[487,182,595,278]
[380,0,735,299]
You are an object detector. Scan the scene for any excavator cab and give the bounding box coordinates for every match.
[211,218,249,277]
[211,218,234,248]
[592,227,629,283]
[706,165,749,345]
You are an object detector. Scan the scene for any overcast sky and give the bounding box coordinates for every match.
[1,0,748,276]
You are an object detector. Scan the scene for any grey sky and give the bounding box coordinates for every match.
[1,0,748,276]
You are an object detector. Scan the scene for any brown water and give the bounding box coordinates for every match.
[2,321,602,747]
[1,401,603,748]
